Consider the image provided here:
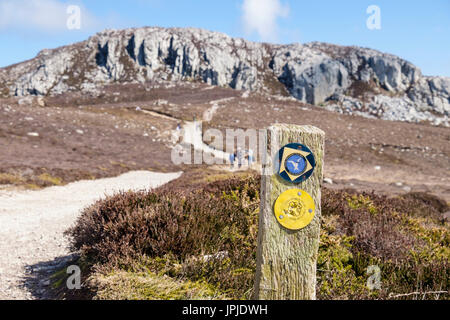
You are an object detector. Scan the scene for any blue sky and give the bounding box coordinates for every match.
[0,0,449,76]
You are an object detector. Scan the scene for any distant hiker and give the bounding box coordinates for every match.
[248,149,254,167]
[172,123,182,143]
[237,148,243,169]
[229,152,235,169]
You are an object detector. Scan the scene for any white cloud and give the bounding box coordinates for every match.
[0,0,98,33]
[241,0,289,41]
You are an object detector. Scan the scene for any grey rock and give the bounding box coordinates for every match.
[40,280,51,286]
[270,44,350,104]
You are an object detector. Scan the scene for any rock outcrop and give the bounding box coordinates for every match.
[0,27,448,125]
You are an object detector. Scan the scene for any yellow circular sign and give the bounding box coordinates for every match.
[274,189,315,230]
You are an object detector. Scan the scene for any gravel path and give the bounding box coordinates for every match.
[0,170,182,300]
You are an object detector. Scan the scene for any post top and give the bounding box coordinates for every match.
[269,124,325,136]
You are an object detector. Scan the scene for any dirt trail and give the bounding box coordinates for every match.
[182,121,231,161]
[0,170,182,300]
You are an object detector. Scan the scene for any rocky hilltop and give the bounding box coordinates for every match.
[0,27,449,125]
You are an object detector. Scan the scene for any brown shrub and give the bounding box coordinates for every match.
[322,189,438,262]
[66,174,259,297]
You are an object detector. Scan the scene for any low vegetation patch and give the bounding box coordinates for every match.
[63,171,449,300]
[88,270,227,300]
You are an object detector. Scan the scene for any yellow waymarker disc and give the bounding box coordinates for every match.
[274,189,315,230]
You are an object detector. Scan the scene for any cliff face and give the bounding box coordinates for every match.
[1,27,449,125]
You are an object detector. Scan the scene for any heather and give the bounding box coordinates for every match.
[60,170,449,300]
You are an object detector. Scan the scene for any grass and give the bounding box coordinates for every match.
[0,171,64,189]
[38,173,63,186]
[0,168,105,190]
[88,270,227,300]
[0,172,25,185]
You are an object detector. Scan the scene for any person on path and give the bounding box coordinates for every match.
[237,148,243,169]
[229,152,235,169]
[248,148,254,167]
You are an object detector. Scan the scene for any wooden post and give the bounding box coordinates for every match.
[254,124,325,300]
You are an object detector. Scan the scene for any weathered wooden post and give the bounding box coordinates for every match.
[254,124,325,300]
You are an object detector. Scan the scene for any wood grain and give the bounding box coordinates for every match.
[254,124,325,300]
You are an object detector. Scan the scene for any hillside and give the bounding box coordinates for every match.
[0,27,449,125]
[1,81,449,201]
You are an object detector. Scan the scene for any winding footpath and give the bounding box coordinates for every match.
[0,171,182,300]
[182,121,231,161]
